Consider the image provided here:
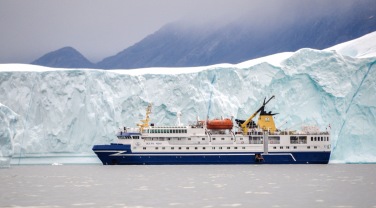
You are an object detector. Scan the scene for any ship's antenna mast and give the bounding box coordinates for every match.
[137,103,152,132]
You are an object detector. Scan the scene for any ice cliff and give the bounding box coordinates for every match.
[0,103,19,167]
[0,32,375,163]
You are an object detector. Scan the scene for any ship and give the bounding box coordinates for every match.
[92,96,331,165]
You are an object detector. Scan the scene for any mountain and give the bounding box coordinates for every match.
[1,32,376,164]
[97,0,376,69]
[31,47,96,68]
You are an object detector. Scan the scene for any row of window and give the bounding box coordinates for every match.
[143,137,234,141]
[311,136,329,141]
[118,136,139,139]
[140,145,330,151]
[146,129,188,134]
[143,146,247,150]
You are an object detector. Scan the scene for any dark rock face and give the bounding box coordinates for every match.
[31,47,95,68]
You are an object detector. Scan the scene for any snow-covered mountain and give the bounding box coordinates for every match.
[1,32,376,165]
[32,1,376,69]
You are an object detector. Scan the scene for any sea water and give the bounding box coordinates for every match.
[0,164,375,208]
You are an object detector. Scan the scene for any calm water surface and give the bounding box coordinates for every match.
[0,164,375,208]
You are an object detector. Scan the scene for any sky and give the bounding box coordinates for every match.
[0,0,357,64]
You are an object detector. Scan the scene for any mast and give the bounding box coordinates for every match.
[137,103,152,132]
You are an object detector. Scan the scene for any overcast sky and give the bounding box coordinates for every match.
[0,0,358,64]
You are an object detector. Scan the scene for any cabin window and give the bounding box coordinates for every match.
[240,138,243,140]
[311,137,313,141]
[178,147,182,150]
[273,147,277,149]
[212,147,215,150]
[286,146,290,149]
[213,138,216,140]
[242,147,245,149]
[202,138,205,140]
[314,137,317,141]
[321,137,323,141]
[294,146,297,149]
[219,147,223,150]
[269,136,280,144]
[195,147,198,150]
[203,147,206,150]
[186,147,189,150]
[143,147,146,150]
[155,147,158,150]
[290,136,307,144]
[234,147,238,149]
[307,146,311,149]
[227,147,230,149]
[162,147,165,150]
[280,146,283,149]
[188,138,191,140]
[221,138,225,140]
[314,146,317,149]
[249,136,263,144]
[171,147,174,150]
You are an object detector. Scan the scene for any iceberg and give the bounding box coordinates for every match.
[0,32,375,164]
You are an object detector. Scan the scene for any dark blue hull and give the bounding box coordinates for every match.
[92,144,330,165]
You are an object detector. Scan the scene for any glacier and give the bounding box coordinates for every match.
[0,103,19,167]
[0,32,376,164]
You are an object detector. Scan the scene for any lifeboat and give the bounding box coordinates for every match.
[206,119,233,129]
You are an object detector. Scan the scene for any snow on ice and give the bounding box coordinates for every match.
[0,32,376,164]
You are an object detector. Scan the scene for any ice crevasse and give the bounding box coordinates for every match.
[0,32,376,164]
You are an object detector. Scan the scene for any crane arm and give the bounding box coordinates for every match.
[240,95,275,134]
